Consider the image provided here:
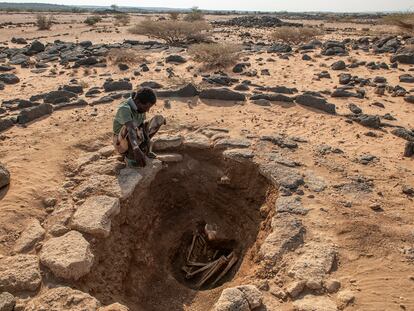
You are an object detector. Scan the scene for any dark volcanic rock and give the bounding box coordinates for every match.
[73,57,98,68]
[62,84,83,94]
[26,40,45,55]
[11,37,27,44]
[250,93,294,102]
[2,98,37,110]
[165,55,187,64]
[214,15,298,28]
[203,75,238,86]
[103,80,132,92]
[54,99,88,110]
[0,118,14,132]
[400,74,414,83]
[0,65,15,72]
[331,60,346,70]
[156,83,199,97]
[44,90,78,104]
[267,43,292,53]
[295,94,336,114]
[256,86,298,94]
[391,127,414,141]
[0,74,19,84]
[331,89,363,98]
[348,103,362,114]
[17,103,53,124]
[349,114,381,129]
[199,88,246,101]
[339,73,352,85]
[391,46,414,64]
[404,95,414,104]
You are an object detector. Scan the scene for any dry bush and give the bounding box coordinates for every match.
[107,48,146,65]
[128,20,211,45]
[188,43,241,68]
[113,13,131,26]
[169,12,180,20]
[382,13,414,31]
[271,26,321,45]
[36,14,53,30]
[183,7,204,21]
[84,15,102,26]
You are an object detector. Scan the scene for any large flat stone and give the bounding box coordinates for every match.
[259,215,305,264]
[0,255,41,293]
[223,149,254,161]
[293,295,338,311]
[24,286,101,311]
[276,196,309,215]
[213,285,262,311]
[71,196,120,238]
[13,218,45,253]
[152,135,183,151]
[214,138,251,149]
[40,231,94,280]
[258,162,304,189]
[288,242,336,283]
[183,134,211,149]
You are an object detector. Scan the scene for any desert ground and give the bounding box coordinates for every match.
[0,10,413,311]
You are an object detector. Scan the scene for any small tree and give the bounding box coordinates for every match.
[36,14,54,30]
[184,7,204,21]
[128,19,211,45]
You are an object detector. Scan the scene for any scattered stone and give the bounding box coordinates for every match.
[331,60,346,70]
[267,43,292,53]
[17,103,53,124]
[165,55,187,64]
[0,163,10,189]
[0,255,41,293]
[98,303,130,311]
[325,279,341,293]
[141,81,163,89]
[44,90,77,104]
[0,119,13,132]
[199,88,246,101]
[39,230,94,280]
[0,74,19,85]
[71,196,120,238]
[250,93,294,102]
[184,133,211,149]
[103,80,132,92]
[402,185,414,196]
[24,287,101,311]
[13,219,45,253]
[260,134,297,149]
[339,73,351,85]
[304,171,327,192]
[26,40,45,55]
[348,114,381,129]
[156,83,199,97]
[336,290,355,309]
[251,98,271,106]
[259,162,304,189]
[296,94,336,114]
[400,74,414,83]
[0,66,15,72]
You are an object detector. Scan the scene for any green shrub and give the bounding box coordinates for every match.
[189,43,241,68]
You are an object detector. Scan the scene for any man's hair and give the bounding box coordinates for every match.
[132,87,157,105]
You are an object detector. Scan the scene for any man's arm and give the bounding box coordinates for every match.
[125,121,146,167]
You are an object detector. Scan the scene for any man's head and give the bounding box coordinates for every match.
[132,87,157,113]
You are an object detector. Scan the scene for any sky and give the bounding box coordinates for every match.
[10,0,414,12]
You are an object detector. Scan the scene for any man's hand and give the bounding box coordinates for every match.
[133,147,146,167]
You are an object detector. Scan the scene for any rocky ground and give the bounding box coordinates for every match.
[0,11,413,311]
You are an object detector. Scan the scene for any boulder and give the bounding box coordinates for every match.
[74,56,99,68]
[17,103,53,124]
[267,43,292,53]
[295,95,336,114]
[24,287,101,311]
[223,149,254,161]
[0,74,19,85]
[259,162,304,189]
[165,55,187,63]
[156,83,199,97]
[62,84,84,94]
[26,40,45,55]
[44,90,78,104]
[98,303,130,311]
[0,66,15,72]
[276,196,309,215]
[0,163,10,189]
[331,60,346,70]
[13,219,45,253]
[71,196,120,238]
[400,74,414,83]
[39,231,94,280]
[103,80,132,92]
[0,255,41,293]
[331,89,363,98]
[199,88,246,101]
[183,134,211,149]
[0,119,13,132]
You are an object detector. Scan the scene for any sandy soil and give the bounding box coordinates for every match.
[0,11,413,311]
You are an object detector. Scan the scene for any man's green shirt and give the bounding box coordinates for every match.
[113,99,146,135]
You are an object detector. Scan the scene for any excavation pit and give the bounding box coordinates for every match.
[77,148,274,311]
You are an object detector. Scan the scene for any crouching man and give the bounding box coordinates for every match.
[113,87,165,167]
